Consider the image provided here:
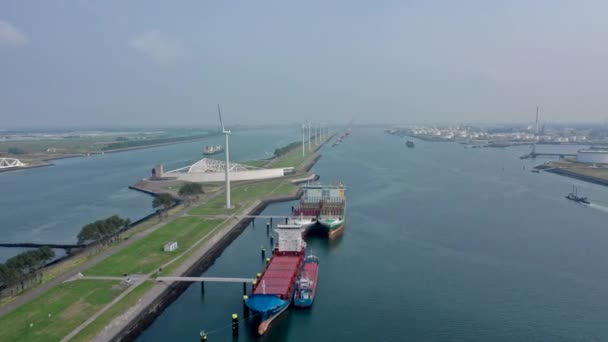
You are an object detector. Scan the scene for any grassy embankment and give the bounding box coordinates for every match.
[0,139,321,341]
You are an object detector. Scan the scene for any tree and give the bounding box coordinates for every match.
[178,183,203,205]
[77,215,129,244]
[153,193,174,219]
[7,147,26,155]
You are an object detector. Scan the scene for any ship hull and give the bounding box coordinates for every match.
[245,294,291,335]
[318,217,345,238]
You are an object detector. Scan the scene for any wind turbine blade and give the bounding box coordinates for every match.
[217,104,225,131]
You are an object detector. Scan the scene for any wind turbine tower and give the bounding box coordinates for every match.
[532,106,539,156]
[218,104,231,209]
[302,123,306,157]
[308,120,312,152]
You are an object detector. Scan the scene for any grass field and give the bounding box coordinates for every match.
[85,218,221,276]
[0,280,121,342]
[189,179,296,216]
[71,282,154,342]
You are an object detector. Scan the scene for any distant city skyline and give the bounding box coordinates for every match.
[2,1,608,127]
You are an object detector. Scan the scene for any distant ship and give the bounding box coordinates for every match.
[565,186,590,204]
[202,145,223,155]
[406,140,415,148]
[292,183,346,238]
[294,254,319,308]
[246,224,305,335]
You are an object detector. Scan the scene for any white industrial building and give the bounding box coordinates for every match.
[158,158,290,183]
[577,149,608,164]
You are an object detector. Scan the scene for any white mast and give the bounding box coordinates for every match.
[302,123,306,157]
[218,104,231,209]
[308,120,312,152]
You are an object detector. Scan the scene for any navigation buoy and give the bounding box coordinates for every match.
[231,313,239,336]
[243,295,250,315]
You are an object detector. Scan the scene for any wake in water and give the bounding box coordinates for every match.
[588,202,608,214]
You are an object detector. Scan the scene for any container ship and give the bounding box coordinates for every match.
[246,224,305,335]
[292,183,346,237]
[202,145,224,155]
[294,254,319,308]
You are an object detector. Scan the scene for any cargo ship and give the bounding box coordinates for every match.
[294,254,319,308]
[246,224,305,335]
[292,183,346,237]
[202,145,224,155]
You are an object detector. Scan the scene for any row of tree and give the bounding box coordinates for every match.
[0,247,55,288]
[101,133,214,151]
[76,215,131,245]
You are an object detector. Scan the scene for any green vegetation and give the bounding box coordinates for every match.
[101,133,215,151]
[70,282,154,342]
[242,159,270,168]
[189,179,296,216]
[85,217,221,276]
[0,280,121,342]
[77,215,130,245]
[152,193,175,219]
[0,247,55,289]
[273,141,301,157]
[178,182,204,205]
[7,147,26,155]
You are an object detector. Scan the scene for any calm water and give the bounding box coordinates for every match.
[138,128,608,342]
[0,127,298,261]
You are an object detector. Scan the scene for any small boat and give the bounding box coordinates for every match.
[531,169,540,173]
[565,186,590,204]
[202,145,224,155]
[294,254,319,308]
[406,140,415,148]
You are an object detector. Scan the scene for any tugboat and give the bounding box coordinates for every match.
[565,186,590,204]
[246,224,305,335]
[406,140,415,148]
[202,145,224,155]
[294,253,319,308]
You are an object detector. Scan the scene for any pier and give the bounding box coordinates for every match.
[520,152,577,160]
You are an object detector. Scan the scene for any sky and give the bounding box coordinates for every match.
[1,0,608,128]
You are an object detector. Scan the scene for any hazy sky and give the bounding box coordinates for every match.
[1,0,607,127]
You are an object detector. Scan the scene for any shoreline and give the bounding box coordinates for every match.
[0,134,220,174]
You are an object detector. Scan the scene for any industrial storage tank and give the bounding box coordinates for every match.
[576,149,608,164]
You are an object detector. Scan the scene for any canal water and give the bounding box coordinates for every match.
[138,128,608,341]
[0,127,299,261]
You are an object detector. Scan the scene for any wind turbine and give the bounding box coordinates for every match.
[218,104,231,209]
[308,120,312,152]
[302,122,306,157]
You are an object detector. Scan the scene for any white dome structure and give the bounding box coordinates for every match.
[162,158,288,182]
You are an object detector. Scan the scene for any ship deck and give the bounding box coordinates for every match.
[253,253,303,300]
